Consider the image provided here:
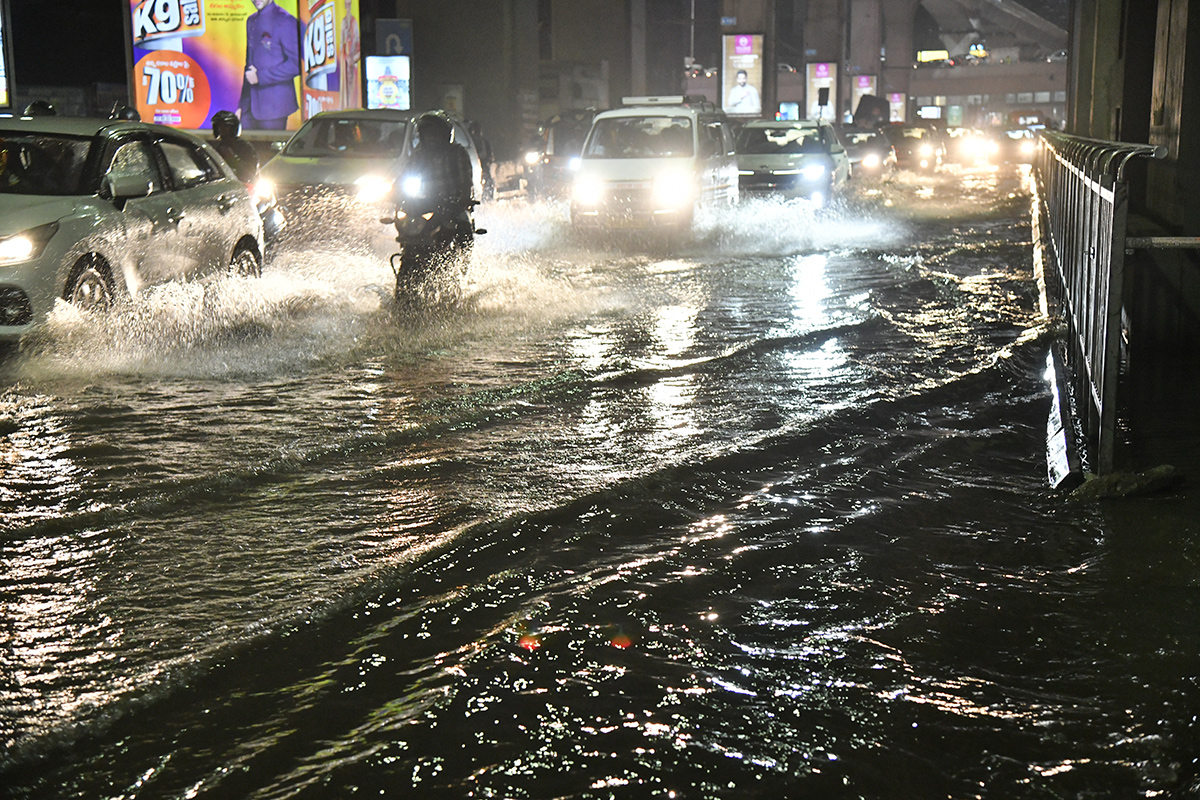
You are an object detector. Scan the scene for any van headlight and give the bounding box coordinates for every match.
[573,176,605,206]
[354,175,394,203]
[651,170,694,206]
[0,222,59,265]
[800,163,827,181]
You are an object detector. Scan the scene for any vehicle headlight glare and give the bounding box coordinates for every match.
[0,222,58,265]
[400,174,424,199]
[800,164,827,181]
[354,175,394,203]
[574,176,604,206]
[862,153,880,169]
[524,150,541,165]
[919,144,934,157]
[1020,140,1036,155]
[251,177,275,202]
[652,171,693,206]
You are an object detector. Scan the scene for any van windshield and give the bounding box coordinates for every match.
[583,116,694,158]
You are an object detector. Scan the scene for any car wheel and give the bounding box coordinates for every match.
[65,256,114,312]
[229,242,261,277]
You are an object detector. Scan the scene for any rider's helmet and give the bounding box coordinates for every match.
[212,110,240,140]
[109,102,141,121]
[23,100,57,116]
[416,113,453,147]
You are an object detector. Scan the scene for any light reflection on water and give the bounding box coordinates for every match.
[2,167,1197,798]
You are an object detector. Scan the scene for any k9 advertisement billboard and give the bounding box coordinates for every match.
[0,0,10,108]
[128,0,360,132]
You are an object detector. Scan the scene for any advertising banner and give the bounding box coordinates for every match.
[0,0,10,108]
[806,62,836,120]
[129,0,303,131]
[888,92,907,123]
[300,0,360,120]
[721,34,762,117]
[851,75,876,120]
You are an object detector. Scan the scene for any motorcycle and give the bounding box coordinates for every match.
[381,171,485,302]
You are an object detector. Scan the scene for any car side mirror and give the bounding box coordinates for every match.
[102,173,153,200]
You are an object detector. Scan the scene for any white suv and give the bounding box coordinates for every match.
[570,96,739,233]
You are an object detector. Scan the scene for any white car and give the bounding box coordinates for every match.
[0,114,264,340]
[258,109,483,233]
[570,96,739,233]
[735,118,851,205]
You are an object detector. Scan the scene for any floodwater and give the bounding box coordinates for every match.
[2,165,1198,799]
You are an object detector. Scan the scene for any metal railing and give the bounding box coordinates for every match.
[1034,131,1166,473]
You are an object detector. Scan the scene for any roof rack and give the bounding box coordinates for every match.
[621,95,716,111]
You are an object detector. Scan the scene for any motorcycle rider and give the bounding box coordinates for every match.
[210,110,260,184]
[398,113,474,237]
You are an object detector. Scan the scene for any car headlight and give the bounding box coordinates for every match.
[524,150,541,165]
[862,153,880,169]
[251,177,275,203]
[651,170,694,206]
[573,176,605,206]
[1019,140,1036,156]
[919,143,934,157]
[354,174,394,203]
[0,222,59,265]
[800,163,827,181]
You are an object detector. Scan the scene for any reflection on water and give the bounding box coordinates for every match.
[3,167,1198,798]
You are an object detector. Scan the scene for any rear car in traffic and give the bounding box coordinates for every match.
[257,109,482,237]
[523,110,595,200]
[838,125,897,179]
[884,124,946,171]
[570,96,738,233]
[0,114,264,341]
[735,118,850,205]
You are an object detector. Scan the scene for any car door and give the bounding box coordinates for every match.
[102,136,185,290]
[155,136,244,278]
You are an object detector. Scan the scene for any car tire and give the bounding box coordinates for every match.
[229,242,261,277]
[64,256,114,312]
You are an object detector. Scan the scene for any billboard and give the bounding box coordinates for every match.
[365,55,409,110]
[128,0,360,131]
[806,62,837,120]
[300,0,361,120]
[721,33,762,117]
[0,0,10,109]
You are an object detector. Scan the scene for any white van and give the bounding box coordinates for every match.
[570,96,739,232]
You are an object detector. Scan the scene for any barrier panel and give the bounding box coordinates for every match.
[1034,131,1165,473]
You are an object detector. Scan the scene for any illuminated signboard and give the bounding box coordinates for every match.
[851,75,876,120]
[128,0,359,131]
[806,62,836,120]
[0,0,10,108]
[721,33,763,117]
[365,55,409,110]
[917,50,949,63]
[889,92,907,122]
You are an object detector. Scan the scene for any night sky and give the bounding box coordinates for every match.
[5,0,1074,91]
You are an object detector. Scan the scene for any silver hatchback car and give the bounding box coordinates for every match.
[0,115,264,340]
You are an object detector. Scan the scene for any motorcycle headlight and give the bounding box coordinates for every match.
[573,176,605,206]
[354,175,394,203]
[0,222,59,265]
[800,163,827,181]
[524,150,541,165]
[651,170,694,206]
[400,174,425,199]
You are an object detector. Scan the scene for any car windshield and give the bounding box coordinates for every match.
[0,132,95,196]
[736,126,828,155]
[283,117,410,157]
[582,116,694,159]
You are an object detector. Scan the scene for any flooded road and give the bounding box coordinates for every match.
[3,166,1199,799]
